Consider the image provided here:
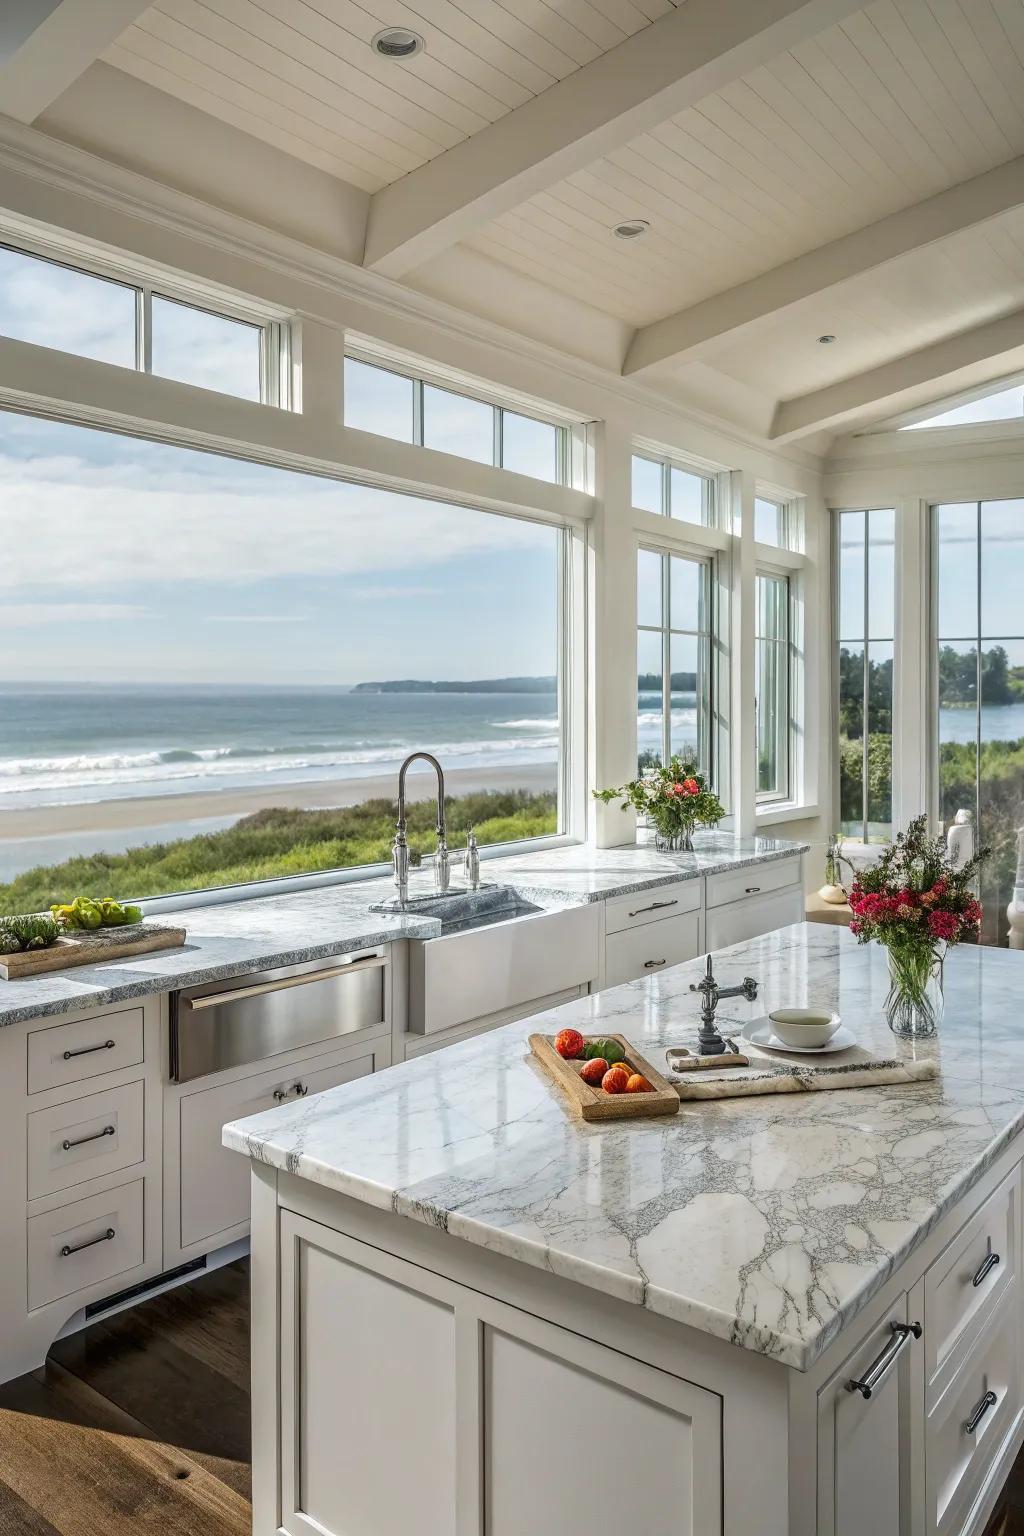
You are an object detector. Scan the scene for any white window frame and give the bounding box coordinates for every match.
[630,444,719,527]
[0,229,290,407]
[637,541,717,781]
[343,344,580,487]
[754,567,792,804]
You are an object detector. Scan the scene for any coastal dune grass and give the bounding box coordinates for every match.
[0,789,558,916]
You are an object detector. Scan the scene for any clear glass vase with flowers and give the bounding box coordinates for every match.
[594,756,725,852]
[847,815,989,1039]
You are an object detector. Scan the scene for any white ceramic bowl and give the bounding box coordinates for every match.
[767,1007,842,1049]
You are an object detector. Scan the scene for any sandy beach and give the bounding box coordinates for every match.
[0,762,558,842]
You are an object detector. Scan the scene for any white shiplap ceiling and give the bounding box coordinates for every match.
[104,0,684,192]
[470,0,1024,327]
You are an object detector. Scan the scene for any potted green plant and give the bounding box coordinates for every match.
[594,756,725,852]
[848,814,989,1038]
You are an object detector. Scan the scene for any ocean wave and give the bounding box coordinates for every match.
[0,733,560,801]
[495,717,559,730]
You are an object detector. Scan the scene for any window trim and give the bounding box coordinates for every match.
[754,568,792,804]
[833,506,896,845]
[637,540,716,782]
[630,446,720,528]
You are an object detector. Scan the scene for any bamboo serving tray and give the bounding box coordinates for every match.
[0,923,187,980]
[529,1032,680,1121]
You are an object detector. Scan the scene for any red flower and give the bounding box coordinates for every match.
[681,777,700,796]
[927,909,961,941]
[962,898,983,928]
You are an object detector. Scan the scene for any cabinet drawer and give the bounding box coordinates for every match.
[928,1283,1021,1536]
[604,913,700,988]
[27,1007,144,1094]
[705,886,803,950]
[179,1047,378,1251]
[27,1178,144,1311]
[925,1169,1017,1404]
[705,856,801,910]
[604,880,700,936]
[27,1080,144,1201]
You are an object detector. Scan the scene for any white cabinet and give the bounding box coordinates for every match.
[705,885,804,951]
[604,912,700,986]
[816,1294,923,1536]
[275,1210,722,1536]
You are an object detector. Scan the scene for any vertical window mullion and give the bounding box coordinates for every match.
[862,512,871,844]
[140,287,153,375]
[412,378,424,446]
[493,405,502,469]
[662,553,672,766]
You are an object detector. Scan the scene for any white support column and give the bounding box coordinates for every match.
[588,420,637,847]
[893,497,930,832]
[729,470,757,837]
[295,317,344,426]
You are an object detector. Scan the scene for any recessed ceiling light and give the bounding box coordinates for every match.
[818,334,837,344]
[613,219,650,240]
[371,27,425,58]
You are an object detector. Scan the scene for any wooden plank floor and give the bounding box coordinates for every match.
[0,1252,1022,1536]
[0,1260,251,1536]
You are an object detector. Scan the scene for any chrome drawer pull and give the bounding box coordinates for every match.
[965,1390,997,1435]
[644,959,667,969]
[61,1125,115,1152]
[63,1039,116,1060]
[273,1082,309,1102]
[61,1227,115,1258]
[847,1321,922,1399]
[972,1250,1000,1287]
[627,899,679,918]
[744,886,761,894]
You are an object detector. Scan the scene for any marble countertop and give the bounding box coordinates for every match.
[225,924,1024,1372]
[0,834,805,1027]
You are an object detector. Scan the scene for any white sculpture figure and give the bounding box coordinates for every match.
[946,808,975,871]
[1007,827,1024,952]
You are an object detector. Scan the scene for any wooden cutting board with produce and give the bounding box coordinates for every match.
[529,1029,679,1121]
[0,898,186,980]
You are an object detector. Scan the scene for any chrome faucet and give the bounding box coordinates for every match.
[392,752,450,906]
[689,954,758,1055]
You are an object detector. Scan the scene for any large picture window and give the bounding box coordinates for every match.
[837,508,895,843]
[934,500,1024,946]
[637,547,713,775]
[755,573,790,800]
[0,412,564,915]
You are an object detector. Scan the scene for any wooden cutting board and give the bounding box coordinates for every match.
[529,1032,680,1121]
[0,923,187,980]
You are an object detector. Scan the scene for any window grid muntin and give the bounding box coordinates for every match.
[835,507,895,844]
[631,451,717,527]
[637,545,715,779]
[344,354,569,484]
[755,571,791,801]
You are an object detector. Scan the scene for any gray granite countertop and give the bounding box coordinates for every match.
[0,834,806,1027]
[225,924,1024,1371]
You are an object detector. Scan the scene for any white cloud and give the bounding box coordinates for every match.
[0,602,146,627]
[0,447,551,590]
[204,614,308,624]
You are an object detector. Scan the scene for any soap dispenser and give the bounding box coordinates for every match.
[464,830,480,889]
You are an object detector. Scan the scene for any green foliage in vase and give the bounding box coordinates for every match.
[594,756,725,840]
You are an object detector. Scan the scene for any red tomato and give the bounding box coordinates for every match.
[554,1028,586,1060]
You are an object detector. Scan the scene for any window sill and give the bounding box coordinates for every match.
[754,801,821,828]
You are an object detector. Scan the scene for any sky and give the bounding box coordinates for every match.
[0,249,560,686]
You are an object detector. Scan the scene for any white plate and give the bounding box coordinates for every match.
[741,1019,857,1056]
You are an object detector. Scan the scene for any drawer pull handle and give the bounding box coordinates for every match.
[972,1250,1000,1287]
[744,886,761,894]
[61,1227,115,1258]
[61,1125,115,1152]
[965,1390,997,1436]
[63,1039,116,1061]
[273,1082,309,1103]
[627,899,679,918]
[644,959,667,970]
[847,1321,922,1399]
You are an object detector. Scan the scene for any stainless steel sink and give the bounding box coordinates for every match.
[369,883,542,935]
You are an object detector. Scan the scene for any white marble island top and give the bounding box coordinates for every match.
[226,923,1024,1372]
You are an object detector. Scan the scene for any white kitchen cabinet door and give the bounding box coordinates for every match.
[704,886,803,951]
[604,911,700,987]
[817,1294,923,1536]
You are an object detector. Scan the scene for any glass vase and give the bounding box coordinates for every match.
[884,945,945,1039]
[654,828,695,853]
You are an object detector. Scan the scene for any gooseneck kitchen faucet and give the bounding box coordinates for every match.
[392,752,450,907]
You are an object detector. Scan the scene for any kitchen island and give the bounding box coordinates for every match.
[227,923,1024,1536]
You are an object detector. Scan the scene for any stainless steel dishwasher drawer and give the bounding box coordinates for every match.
[170,952,386,1083]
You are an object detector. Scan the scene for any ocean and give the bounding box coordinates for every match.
[0,684,560,812]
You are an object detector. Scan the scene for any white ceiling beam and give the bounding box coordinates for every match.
[0,0,152,124]
[770,311,1024,441]
[363,0,868,279]
[624,157,1024,377]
